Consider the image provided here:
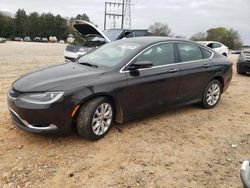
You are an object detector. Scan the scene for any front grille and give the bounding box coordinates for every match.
[8,88,23,99]
[66,44,82,52]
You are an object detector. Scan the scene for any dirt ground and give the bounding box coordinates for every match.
[0,41,250,188]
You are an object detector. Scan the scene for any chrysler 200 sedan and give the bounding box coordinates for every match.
[8,37,233,140]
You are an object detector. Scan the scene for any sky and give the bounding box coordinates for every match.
[1,0,250,44]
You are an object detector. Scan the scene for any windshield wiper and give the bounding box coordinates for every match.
[78,62,98,68]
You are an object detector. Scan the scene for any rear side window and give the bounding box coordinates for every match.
[177,43,203,62]
[201,48,212,59]
[212,43,222,48]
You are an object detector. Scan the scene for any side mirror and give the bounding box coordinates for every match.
[128,61,153,71]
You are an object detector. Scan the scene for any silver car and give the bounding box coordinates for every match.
[0,37,7,43]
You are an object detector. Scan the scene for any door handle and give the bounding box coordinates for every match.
[168,69,178,73]
[202,64,210,68]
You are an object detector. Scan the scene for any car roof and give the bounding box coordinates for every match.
[197,41,222,44]
[122,36,192,44]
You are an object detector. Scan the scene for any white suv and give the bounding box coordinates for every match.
[197,41,229,57]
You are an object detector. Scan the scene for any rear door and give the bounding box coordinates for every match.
[176,42,214,103]
[123,42,181,116]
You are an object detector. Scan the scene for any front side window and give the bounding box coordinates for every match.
[134,43,175,67]
[177,43,203,62]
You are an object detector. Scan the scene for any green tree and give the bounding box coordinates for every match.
[148,22,172,37]
[206,27,242,49]
[206,27,227,43]
[54,15,68,40]
[0,9,91,41]
[15,9,27,37]
[0,14,16,39]
[224,29,243,49]
[73,14,90,21]
[190,32,207,41]
[27,12,40,38]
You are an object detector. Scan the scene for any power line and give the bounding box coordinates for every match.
[104,0,132,30]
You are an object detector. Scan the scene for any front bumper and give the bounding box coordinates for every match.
[9,107,58,133]
[237,60,250,73]
[7,92,76,134]
[240,159,250,188]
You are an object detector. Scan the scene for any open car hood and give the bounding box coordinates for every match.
[72,20,111,43]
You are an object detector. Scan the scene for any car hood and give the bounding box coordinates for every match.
[243,49,250,53]
[12,62,105,92]
[72,20,111,43]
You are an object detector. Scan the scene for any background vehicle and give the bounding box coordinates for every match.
[8,37,232,141]
[14,37,23,41]
[64,20,152,62]
[34,37,41,42]
[0,37,7,43]
[24,37,31,42]
[41,37,48,43]
[230,50,241,54]
[59,40,65,44]
[237,49,250,74]
[197,41,229,57]
[240,159,250,188]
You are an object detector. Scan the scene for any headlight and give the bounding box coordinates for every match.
[78,47,87,52]
[18,92,64,104]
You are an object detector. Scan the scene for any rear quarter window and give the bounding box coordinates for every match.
[201,48,212,59]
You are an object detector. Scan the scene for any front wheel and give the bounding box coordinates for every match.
[201,80,222,109]
[237,68,246,75]
[76,97,114,141]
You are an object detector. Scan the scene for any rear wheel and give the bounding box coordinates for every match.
[76,97,114,141]
[222,53,227,57]
[202,80,222,109]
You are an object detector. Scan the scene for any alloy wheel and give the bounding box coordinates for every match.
[92,103,113,136]
[206,83,221,106]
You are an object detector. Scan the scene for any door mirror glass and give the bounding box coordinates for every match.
[128,61,153,70]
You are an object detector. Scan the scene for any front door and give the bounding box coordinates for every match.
[123,42,181,117]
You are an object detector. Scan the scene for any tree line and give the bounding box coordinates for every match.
[0,9,243,49]
[0,9,90,40]
[148,22,243,50]
[190,28,243,50]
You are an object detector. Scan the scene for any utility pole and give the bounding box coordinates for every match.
[104,0,132,30]
[121,0,125,29]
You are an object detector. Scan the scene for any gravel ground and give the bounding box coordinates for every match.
[0,41,250,188]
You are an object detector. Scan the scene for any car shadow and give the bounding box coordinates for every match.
[15,103,203,143]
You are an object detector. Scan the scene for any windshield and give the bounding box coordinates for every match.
[78,41,143,68]
[103,30,123,41]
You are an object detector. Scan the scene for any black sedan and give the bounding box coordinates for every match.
[237,49,250,74]
[7,37,233,140]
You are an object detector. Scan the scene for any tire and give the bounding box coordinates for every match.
[237,68,246,75]
[201,80,222,109]
[76,97,114,141]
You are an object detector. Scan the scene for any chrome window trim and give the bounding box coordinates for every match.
[119,41,214,73]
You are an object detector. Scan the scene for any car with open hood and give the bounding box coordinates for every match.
[64,20,152,62]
